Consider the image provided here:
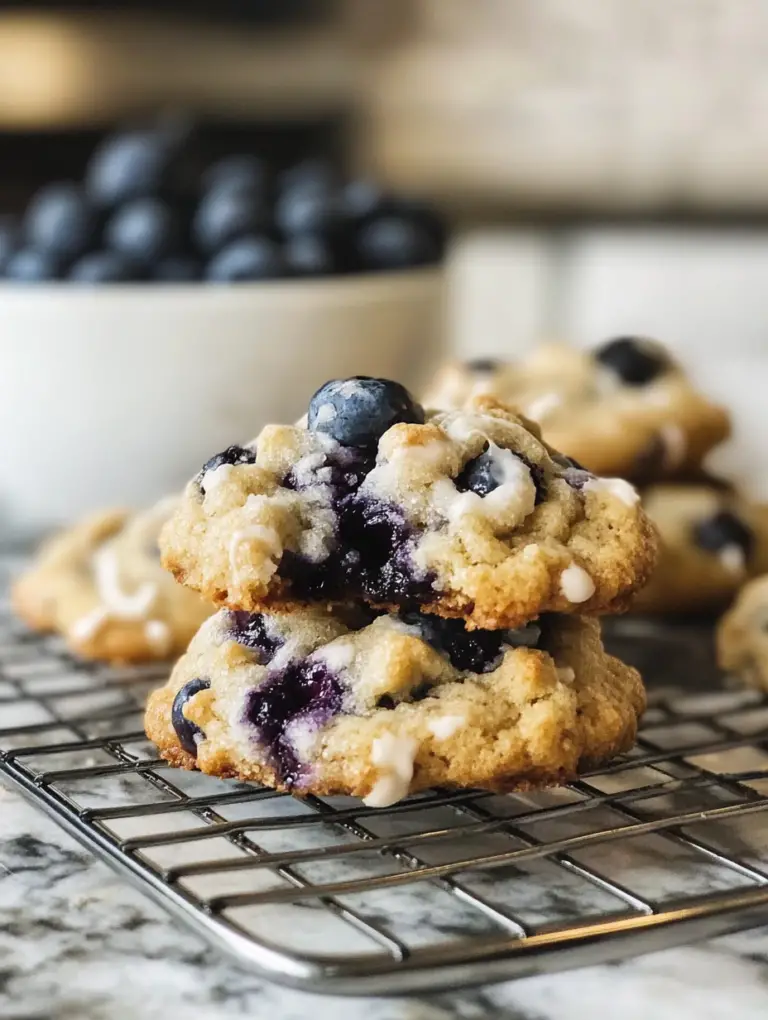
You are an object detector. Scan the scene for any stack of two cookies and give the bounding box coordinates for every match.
[146,377,657,804]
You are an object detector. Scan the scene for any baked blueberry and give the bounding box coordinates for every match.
[153,256,202,282]
[206,236,284,282]
[284,234,335,276]
[356,214,439,271]
[193,188,268,254]
[171,677,211,755]
[199,445,256,492]
[454,451,501,497]
[4,248,60,281]
[400,612,509,674]
[595,337,668,386]
[202,155,267,198]
[25,183,96,263]
[308,377,425,447]
[226,611,282,664]
[86,129,176,207]
[69,251,140,283]
[105,198,182,265]
[692,511,754,561]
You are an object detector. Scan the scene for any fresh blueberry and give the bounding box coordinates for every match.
[339,179,385,221]
[105,198,182,265]
[465,358,501,373]
[69,251,140,283]
[193,188,268,254]
[171,677,211,755]
[280,159,337,195]
[3,248,60,282]
[206,236,284,282]
[0,215,19,272]
[692,511,754,560]
[226,611,283,664]
[284,234,335,276]
[198,444,256,492]
[308,377,424,447]
[355,214,440,271]
[275,183,336,237]
[86,129,176,207]
[594,337,668,386]
[152,256,202,282]
[202,155,268,198]
[24,183,96,263]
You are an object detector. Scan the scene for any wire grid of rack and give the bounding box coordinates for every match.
[2,559,768,996]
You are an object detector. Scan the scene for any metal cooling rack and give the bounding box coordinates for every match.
[2,558,768,996]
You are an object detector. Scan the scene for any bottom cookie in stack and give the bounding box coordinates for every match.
[145,606,645,806]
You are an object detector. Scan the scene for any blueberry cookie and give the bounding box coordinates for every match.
[13,499,212,663]
[717,576,768,690]
[424,339,730,482]
[145,607,645,803]
[160,379,658,630]
[633,484,768,615]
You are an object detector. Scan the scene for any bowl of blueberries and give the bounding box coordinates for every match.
[0,123,446,535]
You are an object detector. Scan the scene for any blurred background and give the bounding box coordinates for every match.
[3,0,768,530]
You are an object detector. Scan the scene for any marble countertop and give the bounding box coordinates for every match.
[3,783,768,1020]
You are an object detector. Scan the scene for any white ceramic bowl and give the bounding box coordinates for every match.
[0,269,444,538]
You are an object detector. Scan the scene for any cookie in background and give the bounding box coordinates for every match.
[632,483,768,615]
[12,497,212,664]
[424,337,730,483]
[718,575,768,691]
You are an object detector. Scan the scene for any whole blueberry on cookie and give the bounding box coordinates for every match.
[595,337,668,386]
[308,377,425,447]
[692,510,754,561]
[171,677,211,755]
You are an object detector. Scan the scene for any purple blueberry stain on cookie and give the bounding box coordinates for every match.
[243,659,345,786]
[226,610,283,664]
[171,677,211,755]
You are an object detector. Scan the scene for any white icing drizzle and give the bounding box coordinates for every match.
[93,547,158,618]
[557,666,576,683]
[433,444,537,527]
[69,606,109,641]
[719,544,747,575]
[583,476,640,507]
[228,525,282,582]
[363,733,419,808]
[559,563,596,603]
[524,391,563,421]
[201,462,234,495]
[314,403,337,424]
[427,715,466,740]
[145,619,173,655]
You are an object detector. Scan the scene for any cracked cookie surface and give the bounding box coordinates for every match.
[13,499,213,663]
[425,340,730,482]
[161,384,658,629]
[145,607,645,804]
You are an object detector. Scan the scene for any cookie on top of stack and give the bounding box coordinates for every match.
[146,377,656,805]
[426,336,768,619]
